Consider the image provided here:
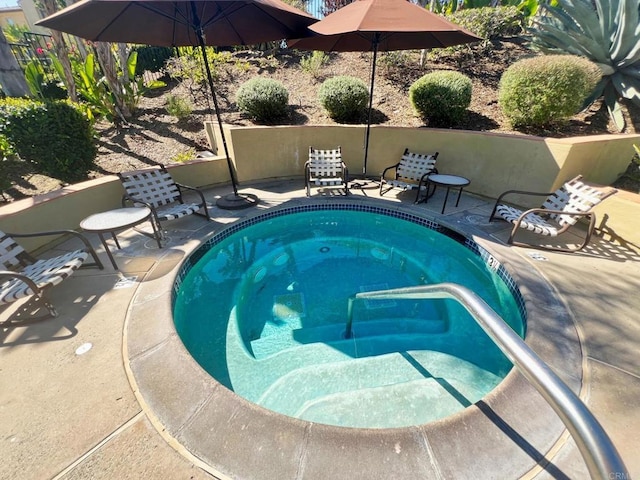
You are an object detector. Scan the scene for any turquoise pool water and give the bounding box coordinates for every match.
[173,206,526,428]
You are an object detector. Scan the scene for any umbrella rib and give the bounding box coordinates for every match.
[92,3,141,41]
[199,3,301,44]
[137,1,201,45]
[138,2,192,26]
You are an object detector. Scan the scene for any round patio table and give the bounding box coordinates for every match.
[424,174,471,214]
[80,207,160,270]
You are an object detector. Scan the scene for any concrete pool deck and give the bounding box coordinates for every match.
[1,180,639,479]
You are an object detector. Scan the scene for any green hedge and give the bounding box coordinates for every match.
[0,98,96,182]
[318,75,369,123]
[409,71,472,127]
[498,55,601,128]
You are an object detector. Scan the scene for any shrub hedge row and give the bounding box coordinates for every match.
[0,98,96,182]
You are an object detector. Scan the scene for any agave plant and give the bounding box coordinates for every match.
[529,0,640,131]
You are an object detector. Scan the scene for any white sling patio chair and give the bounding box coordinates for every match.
[118,164,211,237]
[0,229,103,318]
[305,146,349,197]
[379,148,439,203]
[488,175,617,252]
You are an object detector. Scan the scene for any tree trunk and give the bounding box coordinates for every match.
[0,29,30,97]
[42,0,77,101]
[117,43,129,86]
[94,42,131,120]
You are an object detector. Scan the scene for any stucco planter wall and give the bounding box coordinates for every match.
[1,124,638,252]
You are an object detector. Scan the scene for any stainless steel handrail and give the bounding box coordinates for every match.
[352,283,628,480]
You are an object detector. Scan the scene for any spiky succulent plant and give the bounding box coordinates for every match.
[529,0,640,131]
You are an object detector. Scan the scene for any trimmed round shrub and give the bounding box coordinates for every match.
[498,55,601,128]
[409,71,472,127]
[0,98,96,182]
[236,77,289,123]
[318,75,369,123]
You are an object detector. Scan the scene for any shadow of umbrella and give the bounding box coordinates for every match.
[288,0,481,182]
[36,0,318,209]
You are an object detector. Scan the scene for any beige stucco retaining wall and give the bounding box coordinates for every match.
[209,123,639,200]
[2,124,639,252]
[0,159,229,252]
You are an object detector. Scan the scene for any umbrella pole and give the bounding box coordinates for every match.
[363,38,378,178]
[351,34,380,190]
[192,4,258,210]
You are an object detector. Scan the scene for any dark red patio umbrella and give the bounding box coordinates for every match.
[288,0,481,179]
[37,0,317,209]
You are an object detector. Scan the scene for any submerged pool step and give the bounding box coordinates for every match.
[235,333,454,402]
[250,317,448,360]
[296,378,470,428]
[257,349,501,426]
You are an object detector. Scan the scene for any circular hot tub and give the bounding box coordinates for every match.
[125,199,583,480]
[173,204,526,428]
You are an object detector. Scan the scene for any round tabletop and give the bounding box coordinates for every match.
[427,174,470,187]
[80,207,152,233]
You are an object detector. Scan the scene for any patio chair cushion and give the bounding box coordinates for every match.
[386,149,438,190]
[0,250,88,305]
[494,204,560,236]
[380,148,439,202]
[118,165,209,225]
[489,175,617,252]
[305,147,349,196]
[152,202,202,221]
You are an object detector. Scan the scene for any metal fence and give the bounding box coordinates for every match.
[9,32,54,72]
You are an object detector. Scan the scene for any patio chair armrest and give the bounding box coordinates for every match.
[418,167,437,183]
[121,193,153,210]
[489,189,555,222]
[520,208,595,218]
[6,230,104,270]
[496,189,554,204]
[175,183,208,205]
[0,270,40,294]
[342,162,349,182]
[381,163,400,180]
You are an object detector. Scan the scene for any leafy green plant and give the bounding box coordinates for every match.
[60,52,117,121]
[120,50,166,116]
[529,0,640,131]
[166,47,232,85]
[165,94,193,119]
[0,133,14,160]
[300,51,329,79]
[318,75,369,123]
[0,133,16,195]
[409,70,472,127]
[171,148,196,163]
[498,55,601,128]
[24,60,47,99]
[378,51,413,80]
[236,77,289,123]
[0,156,11,199]
[2,23,29,43]
[447,6,524,40]
[0,98,96,182]
[24,59,66,100]
[51,50,164,123]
